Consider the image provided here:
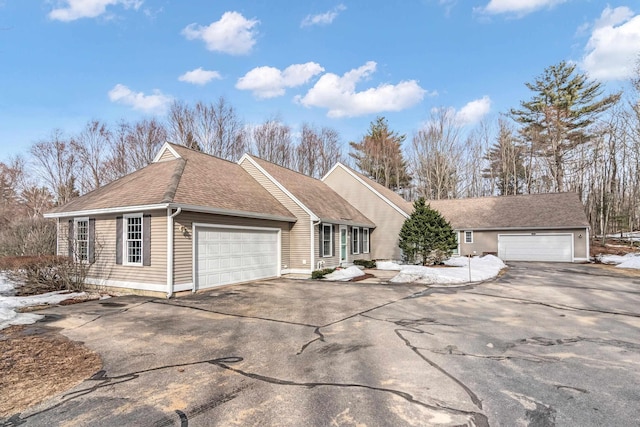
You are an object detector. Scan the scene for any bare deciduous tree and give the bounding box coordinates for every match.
[72,120,112,193]
[30,130,79,205]
[411,108,461,200]
[167,98,247,161]
[295,123,343,178]
[250,117,293,167]
[107,118,167,180]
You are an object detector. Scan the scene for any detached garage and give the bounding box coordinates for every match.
[194,225,280,290]
[498,234,573,262]
[429,193,590,263]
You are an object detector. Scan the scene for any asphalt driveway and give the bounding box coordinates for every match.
[4,263,640,426]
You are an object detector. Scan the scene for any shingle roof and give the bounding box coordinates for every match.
[48,144,296,220]
[337,165,588,230]
[248,156,375,227]
[47,160,184,214]
[427,193,590,230]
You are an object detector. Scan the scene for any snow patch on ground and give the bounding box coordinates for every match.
[376,261,401,271]
[324,266,365,281]
[616,256,640,269]
[597,253,640,269]
[0,273,15,296]
[0,275,86,330]
[384,255,506,285]
[605,232,640,242]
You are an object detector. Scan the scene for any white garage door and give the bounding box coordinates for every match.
[498,234,573,262]
[195,226,279,289]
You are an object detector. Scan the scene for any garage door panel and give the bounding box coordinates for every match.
[196,227,279,289]
[499,234,572,262]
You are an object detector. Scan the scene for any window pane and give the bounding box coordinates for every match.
[126,216,143,264]
[75,220,89,262]
[322,225,332,256]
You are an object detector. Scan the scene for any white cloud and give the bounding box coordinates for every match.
[478,0,566,16]
[455,96,492,126]
[178,68,222,85]
[296,61,427,118]
[49,0,142,22]
[182,11,259,55]
[301,4,346,27]
[236,62,325,99]
[581,6,640,80]
[108,84,171,113]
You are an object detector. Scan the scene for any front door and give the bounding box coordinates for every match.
[340,226,348,264]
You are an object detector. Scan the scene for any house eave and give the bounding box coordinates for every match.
[44,203,171,218]
[44,202,298,223]
[318,218,376,229]
[170,203,298,223]
[453,225,590,231]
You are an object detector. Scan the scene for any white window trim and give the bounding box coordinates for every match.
[464,230,473,244]
[363,228,370,254]
[123,213,144,266]
[322,224,333,258]
[352,227,360,255]
[74,217,89,263]
[452,230,460,255]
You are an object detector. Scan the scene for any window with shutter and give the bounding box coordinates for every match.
[352,227,360,255]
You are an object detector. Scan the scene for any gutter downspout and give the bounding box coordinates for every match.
[311,218,321,274]
[166,207,182,298]
[56,218,60,256]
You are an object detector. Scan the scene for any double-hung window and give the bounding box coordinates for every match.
[125,214,143,265]
[352,227,360,254]
[74,218,89,262]
[464,231,473,244]
[322,224,333,257]
[362,228,370,254]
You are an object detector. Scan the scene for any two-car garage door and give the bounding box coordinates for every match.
[195,226,279,289]
[498,234,573,262]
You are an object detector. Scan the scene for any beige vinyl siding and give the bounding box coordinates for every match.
[324,166,406,260]
[157,147,178,162]
[316,224,371,268]
[240,159,311,270]
[173,211,291,285]
[458,228,588,259]
[58,210,168,287]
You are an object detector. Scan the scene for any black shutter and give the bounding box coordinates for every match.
[360,228,364,254]
[88,218,96,263]
[143,214,151,266]
[349,227,353,255]
[331,225,335,257]
[319,224,324,257]
[68,219,74,258]
[116,216,123,265]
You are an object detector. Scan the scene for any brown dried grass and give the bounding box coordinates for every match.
[0,325,101,418]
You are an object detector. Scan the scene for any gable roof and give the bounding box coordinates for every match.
[46,143,296,221]
[427,193,590,230]
[327,164,588,230]
[246,155,375,227]
[325,163,413,217]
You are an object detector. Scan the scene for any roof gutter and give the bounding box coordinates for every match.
[453,225,590,231]
[44,203,171,218]
[317,218,376,229]
[166,207,182,299]
[168,203,297,223]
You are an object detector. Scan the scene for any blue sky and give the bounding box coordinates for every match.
[1,0,639,162]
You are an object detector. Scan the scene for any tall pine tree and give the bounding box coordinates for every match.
[510,61,619,192]
[349,116,411,191]
[398,198,457,265]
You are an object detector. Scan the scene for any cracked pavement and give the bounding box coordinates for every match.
[3,262,640,426]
